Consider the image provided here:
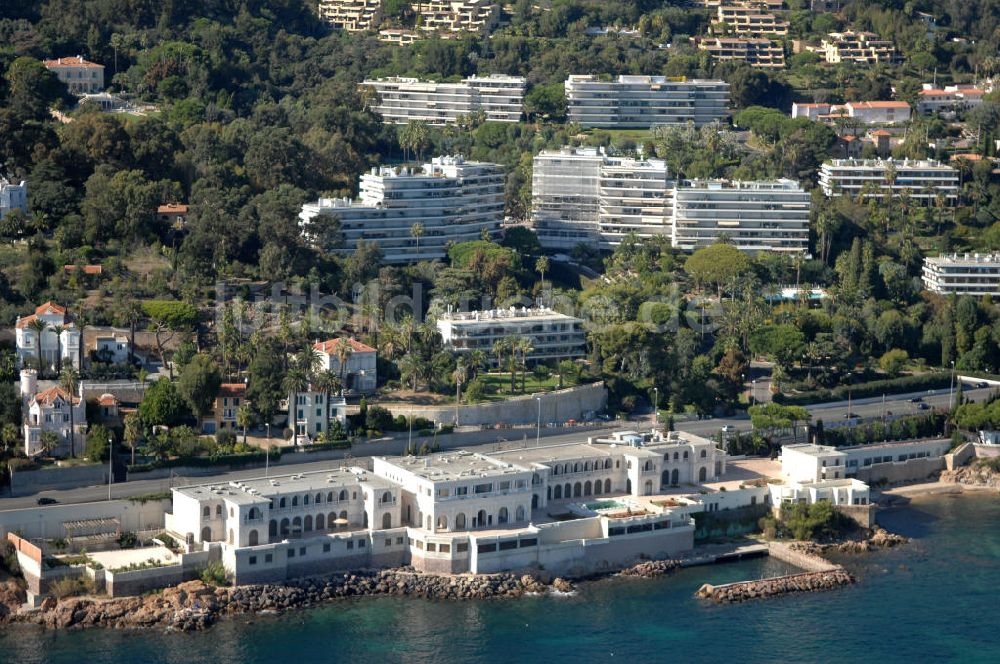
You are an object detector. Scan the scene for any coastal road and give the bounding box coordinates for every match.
[0,426,628,510]
[674,385,996,440]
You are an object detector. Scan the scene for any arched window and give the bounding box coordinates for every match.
[700,449,707,458]
[329,512,337,528]
[382,491,392,504]
[553,466,560,476]
[279,497,287,508]
[516,505,525,521]
[563,464,570,475]
[476,509,487,527]
[316,493,323,504]
[292,496,299,507]
[699,467,707,482]
[201,526,211,542]
[248,529,259,546]
[228,529,234,545]
[203,506,210,518]
[280,518,290,536]
[594,481,602,496]
[327,492,334,502]
[498,507,509,524]
[292,516,302,530]
[455,513,467,529]
[547,486,552,500]
[554,485,562,499]
[584,461,591,472]
[673,452,679,460]
[671,469,679,485]
[604,479,611,493]
[316,514,325,530]
[339,510,348,521]
[437,515,447,531]
[664,453,670,461]
[532,473,541,485]
[644,480,652,494]
[573,482,582,497]
[383,513,392,529]
[304,494,310,505]
[564,483,571,498]
[574,462,581,473]
[268,519,277,538]
[304,515,313,531]
[684,451,689,459]
[216,504,223,516]
[584,480,592,496]
[339,489,348,501]
[605,459,612,469]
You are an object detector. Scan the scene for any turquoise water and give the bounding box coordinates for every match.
[2,494,999,663]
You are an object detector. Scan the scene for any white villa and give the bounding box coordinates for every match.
[43,55,105,94]
[15,302,81,371]
[437,307,587,365]
[770,444,870,508]
[312,338,378,394]
[161,430,737,582]
[20,369,86,457]
[0,177,28,219]
[93,333,130,365]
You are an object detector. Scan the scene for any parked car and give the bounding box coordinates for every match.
[843,412,858,419]
[918,403,931,410]
[909,397,923,403]
[36,497,58,506]
[721,424,737,433]
[977,382,989,389]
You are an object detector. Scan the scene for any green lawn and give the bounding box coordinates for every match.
[475,371,579,401]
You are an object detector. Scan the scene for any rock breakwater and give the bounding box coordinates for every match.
[617,560,680,578]
[942,464,1000,489]
[8,570,567,632]
[696,568,855,604]
[790,527,908,555]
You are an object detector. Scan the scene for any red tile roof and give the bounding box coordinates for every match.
[14,314,37,330]
[43,56,103,69]
[218,384,246,398]
[871,129,893,137]
[313,338,376,354]
[64,265,103,275]
[32,386,81,407]
[850,101,910,109]
[35,301,67,316]
[157,204,189,214]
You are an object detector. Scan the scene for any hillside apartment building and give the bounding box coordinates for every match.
[298,155,504,264]
[564,75,730,128]
[436,306,587,365]
[531,148,811,253]
[363,75,525,124]
[818,158,961,205]
[792,100,912,125]
[317,0,380,31]
[697,37,786,69]
[818,31,901,65]
[922,253,1000,296]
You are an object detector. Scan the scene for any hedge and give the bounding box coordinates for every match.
[127,449,280,473]
[774,372,951,406]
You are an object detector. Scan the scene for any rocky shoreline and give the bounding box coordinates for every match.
[941,464,1000,489]
[0,558,686,633]
[790,527,909,556]
[696,568,855,604]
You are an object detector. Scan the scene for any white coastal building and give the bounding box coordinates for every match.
[0,178,28,220]
[363,75,525,124]
[531,147,673,250]
[312,338,378,394]
[162,429,733,583]
[15,302,81,371]
[922,253,1000,296]
[93,333,130,365]
[19,369,86,457]
[437,307,587,365]
[671,179,811,254]
[299,156,504,263]
[791,100,911,125]
[771,443,869,507]
[818,158,960,205]
[564,75,730,128]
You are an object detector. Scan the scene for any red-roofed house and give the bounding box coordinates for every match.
[157,204,189,229]
[792,100,911,125]
[20,369,86,457]
[15,302,81,371]
[201,383,247,434]
[313,338,377,393]
[43,55,105,94]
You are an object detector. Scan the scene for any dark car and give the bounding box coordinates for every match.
[918,403,930,410]
[909,397,923,403]
[977,382,989,389]
[844,412,858,419]
[36,497,58,506]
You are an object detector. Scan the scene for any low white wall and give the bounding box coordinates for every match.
[11,464,109,497]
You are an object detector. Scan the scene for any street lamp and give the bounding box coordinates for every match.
[107,436,114,501]
[407,406,414,454]
[751,379,757,405]
[535,395,542,447]
[652,387,659,432]
[949,360,956,411]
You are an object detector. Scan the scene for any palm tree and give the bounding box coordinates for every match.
[453,360,467,405]
[468,349,487,380]
[314,369,341,432]
[51,324,65,373]
[39,431,59,458]
[236,404,253,446]
[410,222,425,261]
[60,367,79,458]
[535,256,550,304]
[283,367,309,445]
[123,411,141,466]
[515,336,534,392]
[335,341,354,395]
[26,318,47,373]
[1,423,19,454]
[74,311,87,374]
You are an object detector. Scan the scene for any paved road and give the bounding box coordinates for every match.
[1,426,626,510]
[7,383,994,511]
